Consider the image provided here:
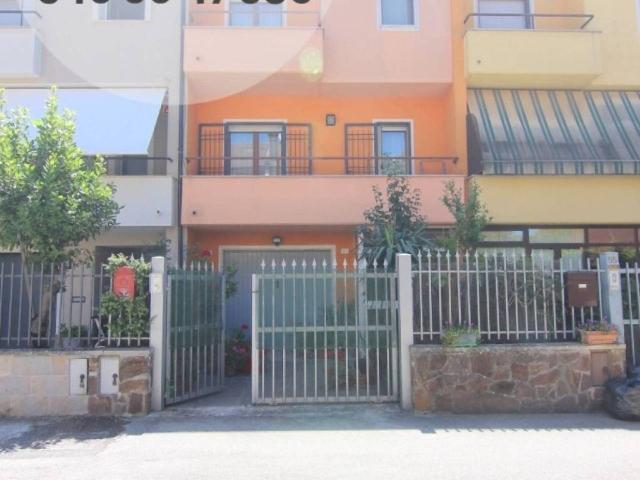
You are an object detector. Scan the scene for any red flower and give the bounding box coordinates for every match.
[201,250,212,257]
[241,324,249,331]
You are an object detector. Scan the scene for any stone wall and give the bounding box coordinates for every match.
[411,344,626,413]
[0,349,152,417]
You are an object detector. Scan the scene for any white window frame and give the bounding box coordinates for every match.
[225,0,286,28]
[377,0,419,31]
[372,119,415,174]
[94,0,151,22]
[474,0,535,29]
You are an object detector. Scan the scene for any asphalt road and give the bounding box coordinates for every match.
[0,405,639,480]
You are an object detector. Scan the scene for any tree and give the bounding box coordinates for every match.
[440,179,491,253]
[358,174,431,267]
[0,89,120,344]
[0,88,120,264]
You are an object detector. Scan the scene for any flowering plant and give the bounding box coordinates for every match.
[579,318,618,333]
[225,324,251,376]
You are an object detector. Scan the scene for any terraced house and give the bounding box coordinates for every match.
[460,0,640,263]
[0,0,181,263]
[181,0,468,332]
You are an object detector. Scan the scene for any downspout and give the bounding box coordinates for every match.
[177,0,187,267]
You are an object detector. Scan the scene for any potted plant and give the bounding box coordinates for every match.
[225,324,251,376]
[578,320,619,345]
[59,324,88,349]
[441,324,480,348]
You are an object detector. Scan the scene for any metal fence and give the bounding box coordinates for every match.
[0,259,149,349]
[412,250,604,344]
[252,259,399,405]
[622,265,640,367]
[164,263,225,406]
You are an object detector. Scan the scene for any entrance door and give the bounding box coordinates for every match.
[223,249,333,336]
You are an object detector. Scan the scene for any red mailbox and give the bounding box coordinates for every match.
[113,266,136,299]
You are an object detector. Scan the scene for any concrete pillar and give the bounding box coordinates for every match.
[396,253,414,410]
[149,256,166,411]
[599,252,625,346]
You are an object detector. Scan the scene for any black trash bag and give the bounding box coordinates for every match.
[604,368,640,421]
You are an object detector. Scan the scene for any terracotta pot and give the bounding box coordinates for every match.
[580,330,619,346]
[242,356,252,375]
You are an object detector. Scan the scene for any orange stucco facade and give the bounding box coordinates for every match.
[182,0,466,260]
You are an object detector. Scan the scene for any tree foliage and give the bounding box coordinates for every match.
[440,179,491,252]
[0,89,120,264]
[358,174,431,267]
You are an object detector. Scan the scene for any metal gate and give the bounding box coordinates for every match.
[164,264,225,406]
[622,265,640,368]
[252,259,399,405]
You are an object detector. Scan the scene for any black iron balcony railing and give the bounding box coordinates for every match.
[464,13,594,30]
[187,156,458,176]
[85,156,173,176]
[481,159,640,176]
[0,9,41,27]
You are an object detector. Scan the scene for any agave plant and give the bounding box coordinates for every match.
[358,173,432,268]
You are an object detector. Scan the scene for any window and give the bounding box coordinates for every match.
[477,0,532,29]
[229,0,283,27]
[380,0,416,27]
[483,230,524,242]
[529,229,584,244]
[98,0,147,21]
[0,0,23,26]
[376,123,411,174]
[227,124,284,175]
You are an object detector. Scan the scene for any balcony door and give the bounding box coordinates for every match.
[376,123,412,175]
[476,0,532,29]
[345,123,412,175]
[226,123,285,176]
[228,0,283,27]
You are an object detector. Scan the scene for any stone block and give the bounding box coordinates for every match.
[88,396,113,415]
[414,388,430,412]
[120,378,149,393]
[511,363,529,382]
[0,376,29,395]
[0,355,13,376]
[128,393,150,415]
[490,380,516,396]
[48,396,88,415]
[29,375,68,397]
[120,356,149,381]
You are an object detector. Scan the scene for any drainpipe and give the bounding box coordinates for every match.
[176,0,187,267]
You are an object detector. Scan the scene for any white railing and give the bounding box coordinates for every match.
[621,265,640,367]
[412,250,604,344]
[252,258,399,405]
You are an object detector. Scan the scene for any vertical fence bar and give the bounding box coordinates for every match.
[251,274,259,404]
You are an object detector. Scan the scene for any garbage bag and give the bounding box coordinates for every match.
[604,368,640,421]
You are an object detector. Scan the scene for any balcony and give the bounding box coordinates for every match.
[464,13,603,88]
[187,156,458,177]
[184,8,323,91]
[0,10,41,78]
[182,174,463,228]
[104,158,177,228]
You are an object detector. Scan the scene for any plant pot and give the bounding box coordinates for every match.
[242,356,252,375]
[579,330,619,346]
[450,333,480,348]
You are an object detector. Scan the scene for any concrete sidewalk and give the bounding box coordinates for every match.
[1,405,639,480]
